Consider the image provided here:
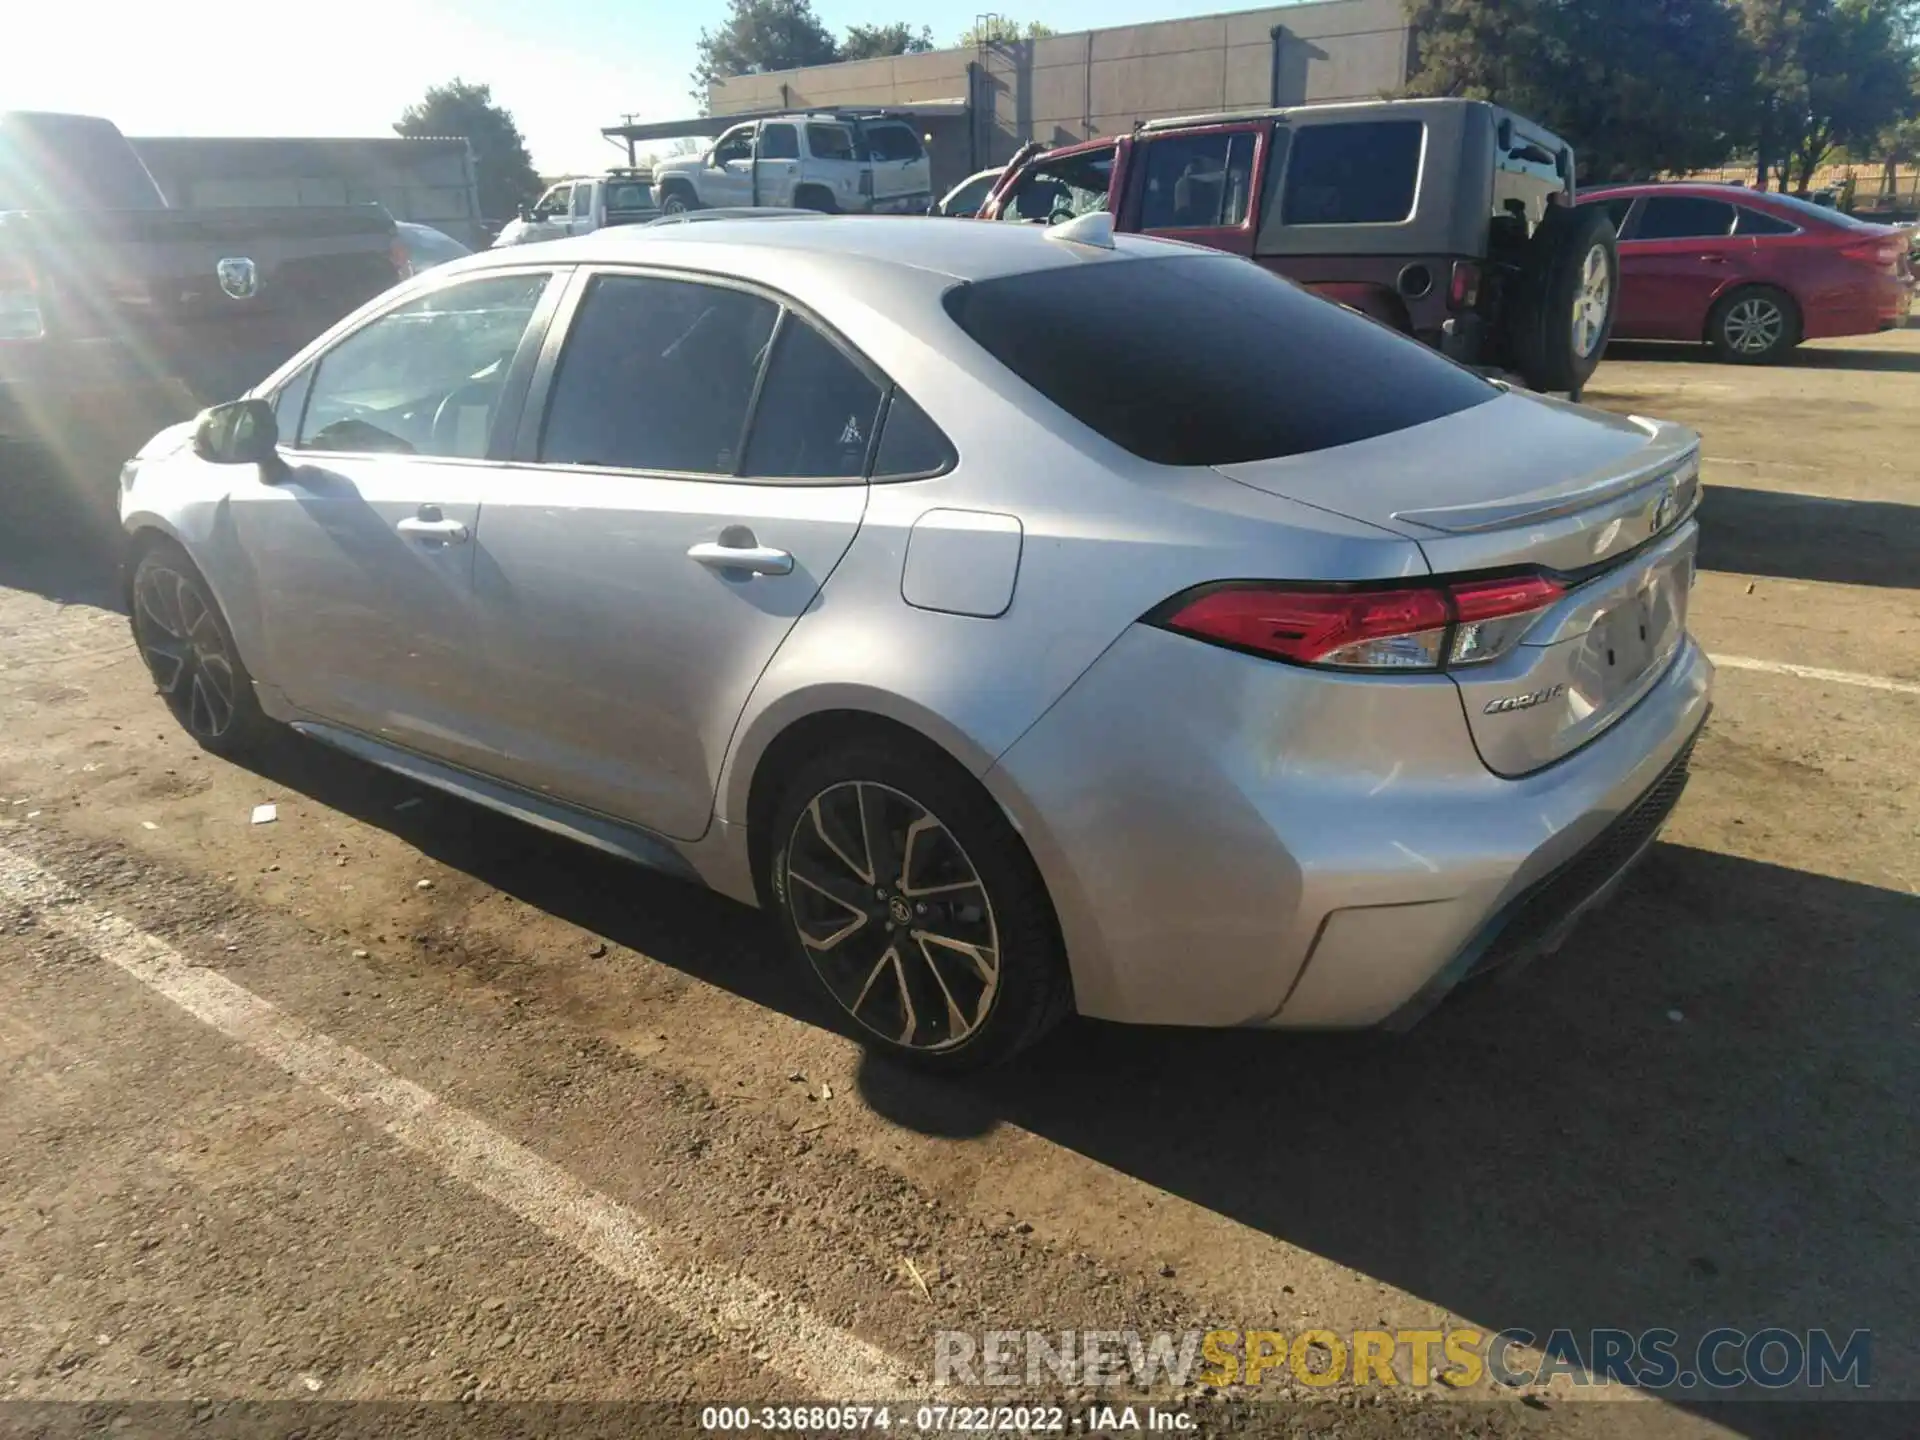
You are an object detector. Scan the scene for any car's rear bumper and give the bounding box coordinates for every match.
[1800,273,1913,340]
[986,625,1714,1029]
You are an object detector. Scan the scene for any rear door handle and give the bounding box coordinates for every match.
[687,539,793,577]
[397,516,470,543]
[1698,254,1729,263]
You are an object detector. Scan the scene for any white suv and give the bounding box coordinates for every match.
[653,114,931,217]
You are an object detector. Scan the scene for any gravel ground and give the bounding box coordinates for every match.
[0,330,1915,1439]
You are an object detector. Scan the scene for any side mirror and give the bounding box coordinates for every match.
[517,202,534,222]
[193,398,280,468]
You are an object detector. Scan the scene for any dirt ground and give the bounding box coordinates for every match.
[0,331,1915,1440]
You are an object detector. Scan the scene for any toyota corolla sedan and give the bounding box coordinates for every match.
[118,214,1712,1070]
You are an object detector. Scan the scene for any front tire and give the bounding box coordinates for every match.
[1709,286,1799,363]
[128,539,275,756]
[659,187,696,215]
[767,737,1071,1072]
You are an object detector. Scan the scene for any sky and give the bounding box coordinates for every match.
[15,0,1257,177]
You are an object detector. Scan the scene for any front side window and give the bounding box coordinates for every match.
[296,273,551,459]
[943,172,997,216]
[944,254,1495,467]
[1282,121,1424,225]
[865,124,924,162]
[1632,196,1736,240]
[741,317,884,479]
[999,147,1114,224]
[1139,132,1256,230]
[806,124,856,162]
[540,274,777,475]
[759,124,800,161]
[713,128,753,166]
[532,184,569,220]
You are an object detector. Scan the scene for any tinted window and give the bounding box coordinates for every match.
[873,393,956,479]
[1734,206,1797,236]
[865,124,923,162]
[1283,121,1423,225]
[1633,196,1736,240]
[759,124,799,161]
[1140,132,1255,230]
[271,366,313,440]
[1757,190,1887,231]
[605,181,654,212]
[807,124,856,162]
[944,255,1495,467]
[541,275,777,475]
[298,273,550,458]
[713,128,753,165]
[1584,196,1634,233]
[741,318,884,479]
[999,148,1113,223]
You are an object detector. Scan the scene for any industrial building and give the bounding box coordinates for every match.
[604,0,1412,195]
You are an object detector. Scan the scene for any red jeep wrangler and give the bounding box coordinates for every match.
[980,98,1618,397]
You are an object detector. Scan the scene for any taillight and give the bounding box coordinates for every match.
[389,235,414,279]
[1155,574,1565,672]
[1448,260,1481,310]
[0,254,45,341]
[1839,235,1902,269]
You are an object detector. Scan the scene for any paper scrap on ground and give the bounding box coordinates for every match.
[251,804,277,825]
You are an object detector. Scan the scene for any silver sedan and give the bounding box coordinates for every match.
[119,214,1712,1070]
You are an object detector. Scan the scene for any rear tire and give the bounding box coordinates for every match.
[1708,285,1800,363]
[766,736,1072,1073]
[1506,203,1618,394]
[128,538,276,757]
[794,186,839,214]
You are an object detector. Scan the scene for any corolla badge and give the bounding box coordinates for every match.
[216,257,259,300]
[1484,682,1567,715]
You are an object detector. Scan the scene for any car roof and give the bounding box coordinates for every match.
[446,213,1198,285]
[1584,181,1774,200]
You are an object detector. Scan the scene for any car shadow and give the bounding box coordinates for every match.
[220,726,1917,1426]
[1697,485,1920,589]
[0,450,127,613]
[1605,339,1920,373]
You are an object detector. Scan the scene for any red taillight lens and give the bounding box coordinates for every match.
[0,253,45,341]
[1448,260,1481,310]
[1158,574,1565,672]
[1839,236,1902,269]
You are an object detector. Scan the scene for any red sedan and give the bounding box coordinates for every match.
[1576,182,1913,362]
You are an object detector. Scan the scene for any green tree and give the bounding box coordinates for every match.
[691,0,841,105]
[394,80,541,226]
[958,16,1056,45]
[1739,0,1917,191]
[1405,0,1750,181]
[841,21,936,58]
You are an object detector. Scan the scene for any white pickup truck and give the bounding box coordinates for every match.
[493,170,659,248]
[652,113,932,217]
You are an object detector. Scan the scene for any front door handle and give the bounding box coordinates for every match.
[397,516,470,543]
[687,535,793,577]
[1698,253,1729,263]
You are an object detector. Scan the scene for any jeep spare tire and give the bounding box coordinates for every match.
[1506,203,1618,396]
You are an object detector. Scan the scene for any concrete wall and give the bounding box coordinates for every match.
[131,137,486,248]
[707,0,1411,193]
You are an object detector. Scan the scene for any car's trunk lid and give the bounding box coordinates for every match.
[1214,389,1702,776]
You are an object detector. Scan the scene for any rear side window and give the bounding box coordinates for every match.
[1139,133,1256,230]
[759,124,800,161]
[943,256,1496,467]
[1634,197,1736,240]
[541,275,777,474]
[872,393,956,479]
[807,125,857,161]
[741,317,884,479]
[1734,206,1796,236]
[865,124,924,162]
[1283,121,1423,225]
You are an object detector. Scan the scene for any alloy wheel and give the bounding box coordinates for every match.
[782,780,1000,1053]
[1571,243,1611,359]
[134,564,239,742]
[1722,297,1785,355]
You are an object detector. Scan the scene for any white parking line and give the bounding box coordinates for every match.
[1710,654,1920,696]
[0,843,925,1401]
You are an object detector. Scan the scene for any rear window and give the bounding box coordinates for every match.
[606,181,654,211]
[1760,190,1888,231]
[1283,121,1423,226]
[943,255,1496,467]
[865,124,924,162]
